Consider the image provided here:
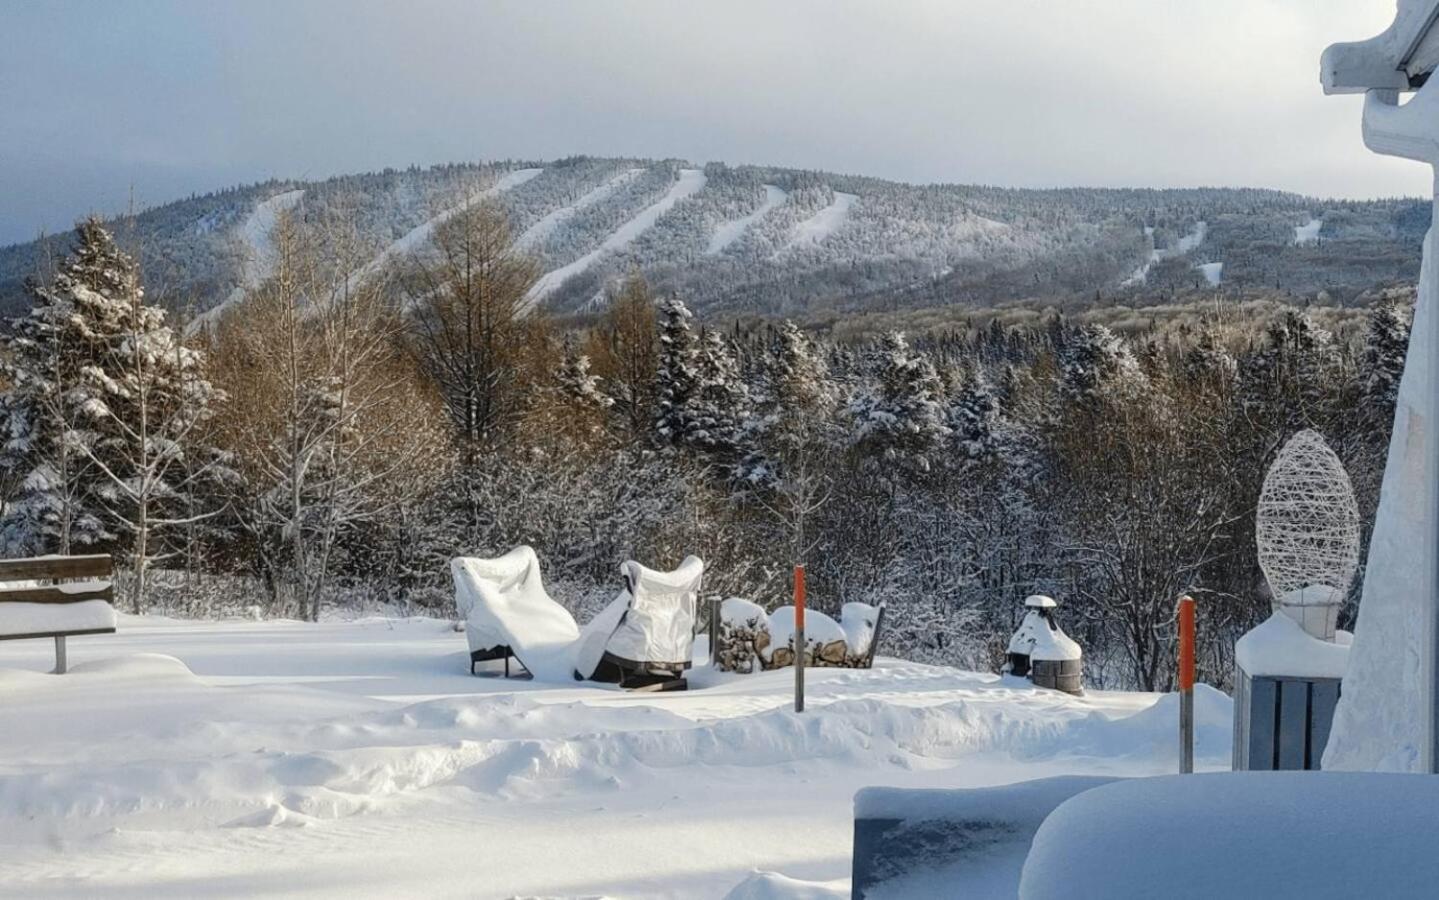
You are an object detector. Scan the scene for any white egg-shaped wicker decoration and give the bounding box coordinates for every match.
[1255,429,1361,641]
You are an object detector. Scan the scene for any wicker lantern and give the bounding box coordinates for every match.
[1255,429,1361,641]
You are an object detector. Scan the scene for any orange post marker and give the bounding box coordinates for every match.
[1178,596,1195,692]
[1178,595,1196,773]
[795,566,806,630]
[794,565,806,713]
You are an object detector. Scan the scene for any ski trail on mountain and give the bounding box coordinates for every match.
[706,184,787,255]
[187,189,304,334]
[1294,217,1323,245]
[349,167,543,286]
[783,191,858,251]
[524,168,708,308]
[516,168,644,250]
[1121,220,1208,286]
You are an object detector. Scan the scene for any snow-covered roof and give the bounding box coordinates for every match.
[1322,0,1439,94]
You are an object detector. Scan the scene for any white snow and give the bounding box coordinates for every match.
[783,191,858,251]
[1007,609,1082,662]
[0,598,115,636]
[707,184,788,255]
[350,167,543,287]
[1235,611,1351,679]
[1196,261,1223,286]
[1295,216,1323,245]
[515,168,643,250]
[724,871,849,899]
[1324,222,1438,773]
[839,602,879,656]
[525,168,709,306]
[1020,772,1439,899]
[187,189,304,334]
[0,613,1226,898]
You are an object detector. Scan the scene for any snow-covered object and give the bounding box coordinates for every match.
[1255,429,1360,641]
[1007,600,1081,663]
[765,605,847,662]
[839,602,880,657]
[721,596,767,628]
[0,599,116,637]
[1322,5,1439,772]
[852,776,1120,899]
[1019,773,1439,898]
[573,556,703,678]
[1235,612,1352,680]
[450,547,580,682]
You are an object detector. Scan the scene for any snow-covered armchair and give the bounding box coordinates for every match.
[451,546,579,680]
[573,556,704,691]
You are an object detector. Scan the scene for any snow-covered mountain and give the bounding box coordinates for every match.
[0,156,1425,320]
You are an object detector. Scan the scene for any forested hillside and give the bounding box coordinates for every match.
[0,157,1425,321]
[0,207,1412,691]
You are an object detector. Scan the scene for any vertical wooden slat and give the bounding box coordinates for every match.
[1277,680,1309,770]
[1309,680,1342,769]
[1248,677,1277,769]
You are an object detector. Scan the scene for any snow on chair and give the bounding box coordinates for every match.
[0,554,117,673]
[451,547,580,681]
[573,556,703,692]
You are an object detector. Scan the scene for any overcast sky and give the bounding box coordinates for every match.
[0,0,1428,246]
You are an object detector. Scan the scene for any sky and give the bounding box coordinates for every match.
[0,0,1430,246]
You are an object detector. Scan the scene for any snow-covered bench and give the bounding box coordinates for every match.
[0,554,116,673]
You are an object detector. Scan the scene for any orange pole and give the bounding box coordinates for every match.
[795,566,806,631]
[794,565,806,713]
[1178,595,1195,773]
[1178,596,1195,692]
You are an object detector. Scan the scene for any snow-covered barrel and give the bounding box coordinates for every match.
[1006,595,1083,695]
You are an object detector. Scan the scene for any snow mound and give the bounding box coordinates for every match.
[65,653,195,679]
[1236,611,1350,679]
[224,802,318,829]
[723,871,848,899]
[1020,772,1439,899]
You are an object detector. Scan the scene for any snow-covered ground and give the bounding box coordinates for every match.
[1295,216,1323,245]
[783,191,858,251]
[1196,261,1223,286]
[707,185,787,255]
[526,168,709,306]
[0,615,1230,898]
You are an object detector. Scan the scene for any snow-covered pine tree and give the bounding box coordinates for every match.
[652,296,702,449]
[1058,323,1143,403]
[1362,297,1409,411]
[848,331,950,476]
[0,228,112,555]
[949,370,1000,461]
[556,335,613,412]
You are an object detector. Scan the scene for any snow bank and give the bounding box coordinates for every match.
[1020,772,1439,899]
[0,598,115,637]
[724,871,849,899]
[1236,611,1350,679]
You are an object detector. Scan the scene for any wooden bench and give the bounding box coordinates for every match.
[0,555,116,673]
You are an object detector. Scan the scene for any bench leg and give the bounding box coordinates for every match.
[54,635,67,675]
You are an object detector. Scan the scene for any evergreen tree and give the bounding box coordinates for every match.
[848,331,950,476]
[652,296,703,449]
